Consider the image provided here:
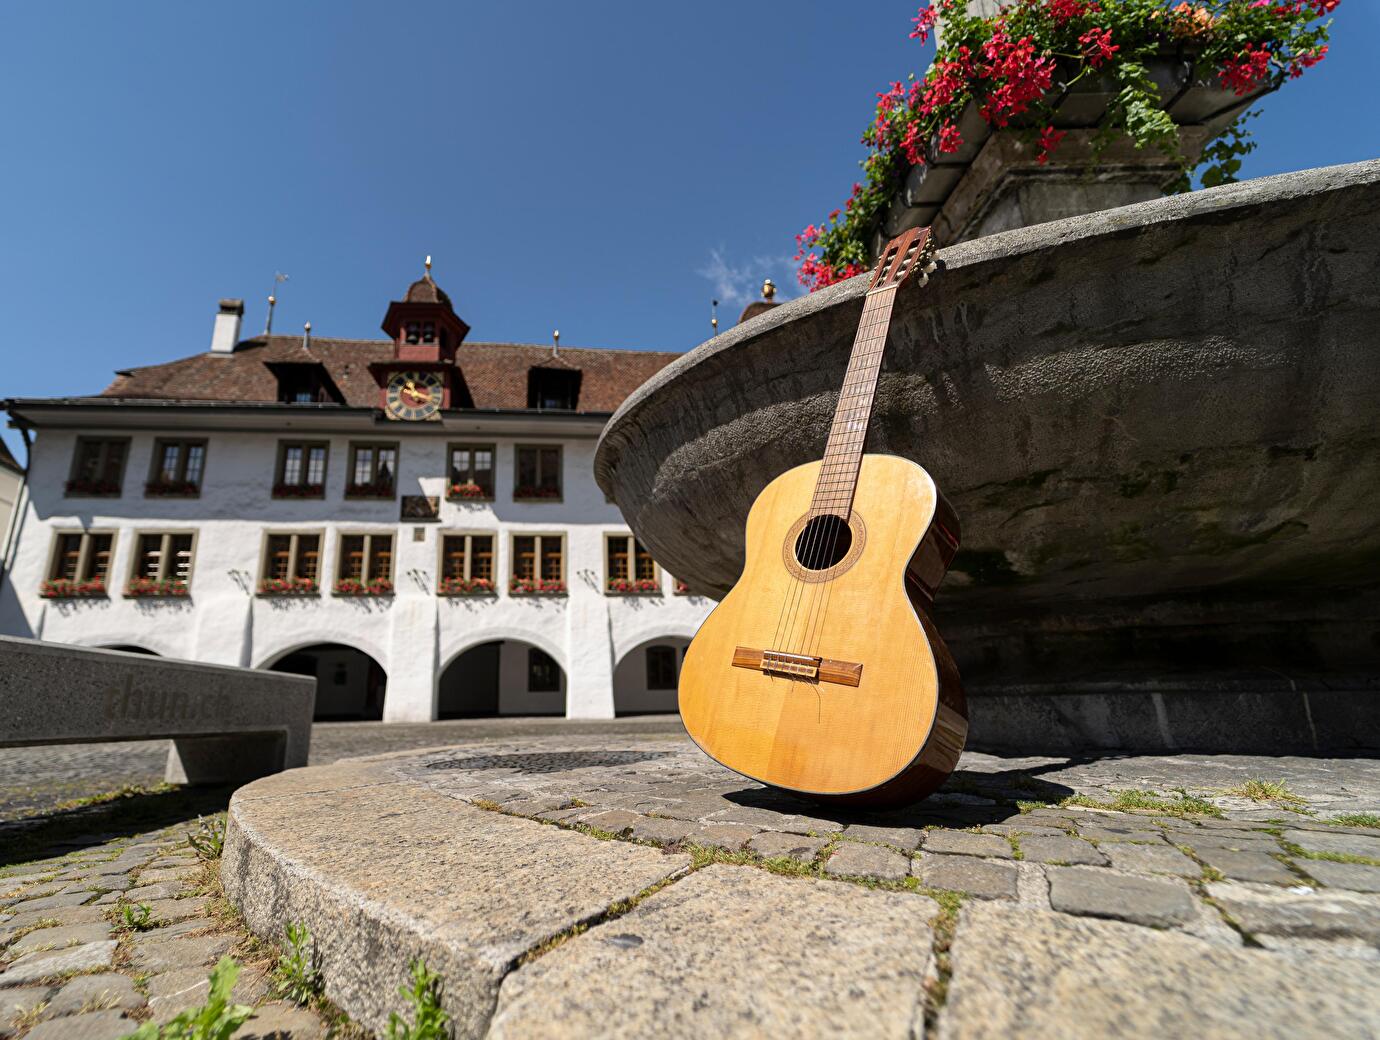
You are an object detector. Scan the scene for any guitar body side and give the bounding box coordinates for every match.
[678,453,967,806]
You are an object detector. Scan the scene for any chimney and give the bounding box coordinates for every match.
[210,299,244,354]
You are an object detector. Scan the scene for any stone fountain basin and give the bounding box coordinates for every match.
[597,161,1380,697]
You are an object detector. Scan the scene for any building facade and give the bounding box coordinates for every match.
[0,272,712,721]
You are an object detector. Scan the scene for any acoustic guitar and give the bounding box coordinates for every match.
[678,226,966,808]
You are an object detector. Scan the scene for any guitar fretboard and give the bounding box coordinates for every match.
[809,284,900,518]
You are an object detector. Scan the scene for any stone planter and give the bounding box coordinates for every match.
[595,161,1380,754]
[881,57,1271,248]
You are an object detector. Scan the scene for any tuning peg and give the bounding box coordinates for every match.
[923,261,938,274]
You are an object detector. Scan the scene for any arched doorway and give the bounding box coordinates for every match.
[269,644,387,721]
[613,637,689,715]
[438,640,565,718]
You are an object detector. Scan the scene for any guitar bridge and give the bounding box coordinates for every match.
[732,646,862,688]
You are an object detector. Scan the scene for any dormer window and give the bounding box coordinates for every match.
[527,367,581,411]
[269,362,343,405]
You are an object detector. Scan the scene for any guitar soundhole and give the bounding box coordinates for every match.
[793,515,853,572]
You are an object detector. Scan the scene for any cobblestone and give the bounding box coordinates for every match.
[1017,835,1108,866]
[747,832,829,861]
[823,843,910,881]
[913,854,1019,900]
[1102,842,1201,877]
[1299,859,1380,892]
[921,830,1014,859]
[841,824,924,851]
[1048,867,1197,928]
[1193,848,1298,885]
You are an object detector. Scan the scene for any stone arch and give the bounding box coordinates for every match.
[99,644,161,656]
[254,632,390,675]
[72,631,181,659]
[612,634,691,716]
[437,631,567,719]
[263,642,388,721]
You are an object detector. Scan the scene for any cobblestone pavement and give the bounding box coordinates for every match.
[0,716,685,822]
[4,727,1379,1037]
[0,823,326,1039]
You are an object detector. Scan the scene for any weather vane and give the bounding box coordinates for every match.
[264,272,289,335]
[711,299,719,334]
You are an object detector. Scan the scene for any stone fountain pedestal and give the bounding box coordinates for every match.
[595,161,1380,754]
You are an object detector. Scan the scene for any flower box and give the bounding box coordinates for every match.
[40,579,107,599]
[513,485,561,501]
[438,577,496,596]
[125,577,189,598]
[509,577,566,596]
[333,578,393,596]
[258,577,318,596]
[272,482,325,499]
[144,479,200,497]
[447,482,492,501]
[796,0,1335,285]
[64,478,121,497]
[344,481,395,499]
[607,578,662,595]
[673,580,692,596]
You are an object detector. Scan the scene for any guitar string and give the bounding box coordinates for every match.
[800,288,896,667]
[786,289,893,664]
[778,291,887,661]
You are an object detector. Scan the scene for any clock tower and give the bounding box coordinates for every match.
[369,258,473,420]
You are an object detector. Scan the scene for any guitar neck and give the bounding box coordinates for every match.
[809,284,900,518]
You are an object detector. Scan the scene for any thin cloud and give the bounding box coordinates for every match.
[695,248,797,310]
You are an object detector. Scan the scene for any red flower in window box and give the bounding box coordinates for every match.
[333,577,393,596]
[447,482,490,500]
[125,577,189,597]
[343,480,395,499]
[509,577,566,595]
[144,479,200,497]
[257,577,318,596]
[606,578,662,595]
[64,478,121,496]
[39,578,107,599]
[673,579,692,595]
[272,482,325,499]
[438,576,496,595]
[513,485,561,500]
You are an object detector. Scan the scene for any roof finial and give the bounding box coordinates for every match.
[425,255,432,278]
[264,272,289,335]
[711,299,719,334]
[303,321,312,349]
[762,279,776,301]
[552,329,560,357]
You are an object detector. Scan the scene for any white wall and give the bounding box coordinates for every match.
[0,424,713,721]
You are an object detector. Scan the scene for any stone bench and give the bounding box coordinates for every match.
[0,636,315,784]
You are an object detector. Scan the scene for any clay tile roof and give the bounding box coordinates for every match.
[99,335,679,415]
[403,276,451,307]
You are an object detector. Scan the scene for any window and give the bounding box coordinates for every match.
[528,648,562,692]
[438,533,495,594]
[514,445,561,500]
[42,531,114,596]
[510,533,564,594]
[146,439,206,497]
[274,365,337,404]
[335,533,393,594]
[646,646,679,690]
[274,441,328,498]
[527,367,581,410]
[447,443,495,499]
[605,534,659,594]
[404,320,436,345]
[259,532,322,594]
[66,437,128,496]
[128,532,195,596]
[345,442,397,498]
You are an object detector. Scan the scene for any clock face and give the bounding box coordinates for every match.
[385,370,444,421]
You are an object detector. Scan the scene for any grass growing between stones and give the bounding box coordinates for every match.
[385,959,451,1040]
[1224,778,1308,807]
[51,782,176,813]
[274,922,324,1007]
[1278,839,1380,868]
[1060,789,1223,819]
[125,956,253,1040]
[1326,813,1380,829]
[921,903,961,1040]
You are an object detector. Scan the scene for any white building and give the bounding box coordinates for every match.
[0,271,712,721]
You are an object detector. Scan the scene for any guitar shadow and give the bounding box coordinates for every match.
[721,766,1076,829]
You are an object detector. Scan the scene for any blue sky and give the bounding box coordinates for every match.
[1,2,1375,461]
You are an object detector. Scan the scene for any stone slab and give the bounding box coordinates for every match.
[221,758,691,1039]
[940,903,1380,1039]
[913,854,1018,901]
[922,831,1014,859]
[1047,867,1196,928]
[1195,848,1297,885]
[0,941,117,987]
[747,832,829,861]
[1017,836,1107,866]
[1102,843,1200,878]
[127,934,234,973]
[1207,881,1380,944]
[8,922,112,957]
[842,825,925,851]
[22,1010,132,1040]
[1283,829,1380,860]
[1299,859,1380,893]
[489,866,936,1039]
[0,635,314,784]
[46,972,144,1016]
[824,843,910,881]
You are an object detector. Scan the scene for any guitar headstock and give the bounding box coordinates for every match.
[867,226,938,293]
